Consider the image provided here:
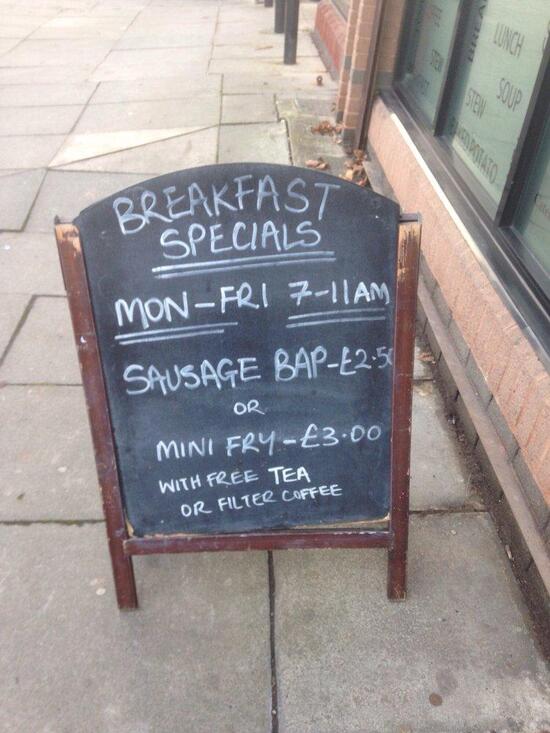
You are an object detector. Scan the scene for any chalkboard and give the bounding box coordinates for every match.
[71,164,399,536]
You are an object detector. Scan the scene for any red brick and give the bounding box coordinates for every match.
[470,311,508,382]
[496,343,540,434]
[524,407,550,476]
[532,450,550,504]
[486,335,516,394]
[515,373,550,443]
[497,349,524,405]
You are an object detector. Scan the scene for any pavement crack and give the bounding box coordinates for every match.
[0,294,36,368]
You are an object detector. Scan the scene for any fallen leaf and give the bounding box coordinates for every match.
[340,149,369,186]
[311,119,340,136]
[419,351,435,363]
[306,157,329,170]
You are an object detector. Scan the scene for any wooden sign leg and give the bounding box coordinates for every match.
[108,536,138,610]
[55,222,138,610]
[387,216,421,600]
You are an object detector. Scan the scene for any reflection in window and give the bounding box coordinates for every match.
[400,0,460,124]
[443,0,550,212]
[514,117,550,298]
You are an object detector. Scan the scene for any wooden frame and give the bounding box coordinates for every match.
[55,214,421,610]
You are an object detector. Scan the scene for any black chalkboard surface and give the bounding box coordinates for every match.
[74,163,399,537]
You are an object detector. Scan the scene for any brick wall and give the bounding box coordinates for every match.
[335,0,406,139]
[333,0,549,647]
[368,100,550,531]
[376,0,405,84]
[313,0,347,77]
[339,0,378,146]
[335,0,360,121]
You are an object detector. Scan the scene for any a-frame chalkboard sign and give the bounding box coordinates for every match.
[55,163,420,610]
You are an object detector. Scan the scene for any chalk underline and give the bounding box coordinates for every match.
[119,329,226,345]
[286,316,386,328]
[287,308,386,320]
[115,322,239,340]
[115,322,238,346]
[152,252,336,277]
[152,251,336,273]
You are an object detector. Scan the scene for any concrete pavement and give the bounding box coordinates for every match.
[0,0,549,731]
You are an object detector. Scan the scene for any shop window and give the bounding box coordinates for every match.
[333,0,350,19]
[394,0,550,350]
[399,0,460,124]
[442,0,550,213]
[513,115,550,298]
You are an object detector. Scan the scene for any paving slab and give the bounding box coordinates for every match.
[214,30,281,48]
[279,96,346,176]
[0,104,83,135]
[0,38,113,67]
[135,7,217,23]
[0,38,20,54]
[91,47,211,81]
[0,134,65,169]
[212,43,287,60]
[213,36,319,59]
[74,95,220,133]
[50,127,203,166]
[414,342,435,380]
[58,6,141,19]
[0,64,96,85]
[219,121,290,164]
[58,126,218,174]
[0,293,29,357]
[0,169,45,231]
[223,72,336,94]
[222,93,277,124]
[274,514,550,733]
[209,56,327,75]
[34,15,131,36]
[217,5,273,24]
[25,170,144,231]
[0,524,271,733]
[29,25,127,40]
[0,82,96,107]
[90,74,221,103]
[117,25,214,49]
[0,385,102,520]
[410,381,472,509]
[0,296,80,384]
[214,27,315,48]
[0,8,59,20]
[0,232,65,295]
[0,21,42,38]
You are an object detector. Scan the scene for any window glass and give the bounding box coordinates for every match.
[400,0,461,123]
[514,117,550,297]
[333,0,350,19]
[443,0,550,212]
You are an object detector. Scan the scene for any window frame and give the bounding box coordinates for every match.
[391,0,550,359]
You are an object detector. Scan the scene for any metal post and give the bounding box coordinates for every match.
[274,0,285,33]
[284,0,299,64]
